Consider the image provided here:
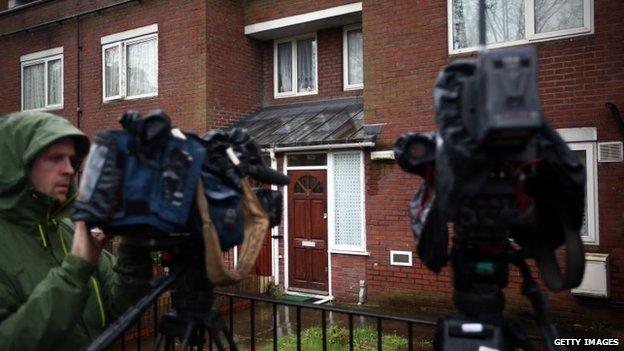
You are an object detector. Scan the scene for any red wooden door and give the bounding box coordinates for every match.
[288,170,328,293]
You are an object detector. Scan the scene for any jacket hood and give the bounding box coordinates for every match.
[0,111,90,226]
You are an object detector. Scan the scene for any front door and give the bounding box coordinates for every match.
[288,170,328,293]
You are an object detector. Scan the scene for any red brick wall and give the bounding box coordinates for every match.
[363,0,624,314]
[244,0,357,25]
[0,0,262,136]
[331,253,366,302]
[261,26,362,106]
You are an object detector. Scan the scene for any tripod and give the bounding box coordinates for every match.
[87,238,238,351]
[152,255,238,351]
[434,234,564,351]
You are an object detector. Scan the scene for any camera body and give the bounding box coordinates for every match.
[464,48,542,149]
[74,111,288,252]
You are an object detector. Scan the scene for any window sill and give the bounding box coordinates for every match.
[343,84,363,91]
[21,105,64,112]
[274,91,318,99]
[449,30,593,57]
[103,93,158,103]
[329,250,370,256]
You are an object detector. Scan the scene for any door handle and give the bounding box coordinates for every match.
[323,213,327,219]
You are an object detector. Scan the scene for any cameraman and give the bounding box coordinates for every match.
[0,112,153,350]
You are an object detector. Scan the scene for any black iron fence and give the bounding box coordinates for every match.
[216,290,437,351]
[107,287,439,351]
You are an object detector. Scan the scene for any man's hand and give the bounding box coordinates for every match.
[71,221,108,265]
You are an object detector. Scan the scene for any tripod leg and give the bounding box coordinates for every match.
[220,323,238,351]
[178,321,196,351]
[152,333,164,351]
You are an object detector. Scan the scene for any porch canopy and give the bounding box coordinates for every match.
[230,98,379,150]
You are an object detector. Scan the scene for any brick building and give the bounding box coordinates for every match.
[1,0,622,317]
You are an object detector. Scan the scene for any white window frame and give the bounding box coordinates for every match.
[447,0,594,54]
[101,24,158,102]
[20,47,64,112]
[327,151,367,254]
[273,33,318,99]
[390,251,413,267]
[569,142,599,245]
[343,23,363,91]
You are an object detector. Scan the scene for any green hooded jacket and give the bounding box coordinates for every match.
[0,112,152,350]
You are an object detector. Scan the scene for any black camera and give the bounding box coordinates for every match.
[395,9,586,350]
[73,110,288,247]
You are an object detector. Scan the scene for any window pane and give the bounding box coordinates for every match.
[535,0,584,34]
[126,39,157,96]
[47,59,61,105]
[277,42,292,93]
[452,0,525,50]
[573,150,588,237]
[23,63,45,110]
[333,152,363,248]
[104,46,120,98]
[347,29,363,85]
[288,153,326,167]
[297,38,317,93]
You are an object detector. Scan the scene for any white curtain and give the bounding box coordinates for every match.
[47,59,61,105]
[277,42,292,93]
[297,38,316,93]
[104,46,120,98]
[23,63,45,110]
[347,29,363,85]
[126,38,157,96]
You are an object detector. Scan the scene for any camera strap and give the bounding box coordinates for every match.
[196,177,269,286]
[533,220,585,292]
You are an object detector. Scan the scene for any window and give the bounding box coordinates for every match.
[569,142,599,245]
[21,47,63,111]
[101,24,158,101]
[274,34,318,98]
[328,151,366,253]
[448,0,593,54]
[8,0,37,9]
[343,24,363,90]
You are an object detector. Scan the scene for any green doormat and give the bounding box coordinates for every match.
[281,294,320,303]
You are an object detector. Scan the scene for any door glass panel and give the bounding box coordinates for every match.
[288,153,326,167]
[294,175,321,194]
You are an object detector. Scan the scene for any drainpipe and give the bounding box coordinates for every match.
[75,10,81,129]
[270,148,280,286]
[358,280,366,305]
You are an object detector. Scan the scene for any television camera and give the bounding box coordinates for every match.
[75,110,288,351]
[394,2,586,350]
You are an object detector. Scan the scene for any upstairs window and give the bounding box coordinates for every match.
[274,34,318,98]
[101,24,158,102]
[449,0,593,54]
[343,24,363,90]
[21,47,63,111]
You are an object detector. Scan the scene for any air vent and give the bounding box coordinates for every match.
[598,142,623,163]
[390,251,412,266]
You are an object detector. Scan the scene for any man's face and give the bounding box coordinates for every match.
[29,138,76,202]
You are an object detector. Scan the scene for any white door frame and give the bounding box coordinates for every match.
[282,152,332,297]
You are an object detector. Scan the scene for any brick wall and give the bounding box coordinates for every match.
[362,0,624,314]
[331,253,366,302]
[244,0,357,25]
[0,0,262,136]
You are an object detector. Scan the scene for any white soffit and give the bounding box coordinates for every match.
[245,2,362,40]
[556,127,597,142]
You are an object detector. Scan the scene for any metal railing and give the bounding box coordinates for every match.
[215,290,437,351]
